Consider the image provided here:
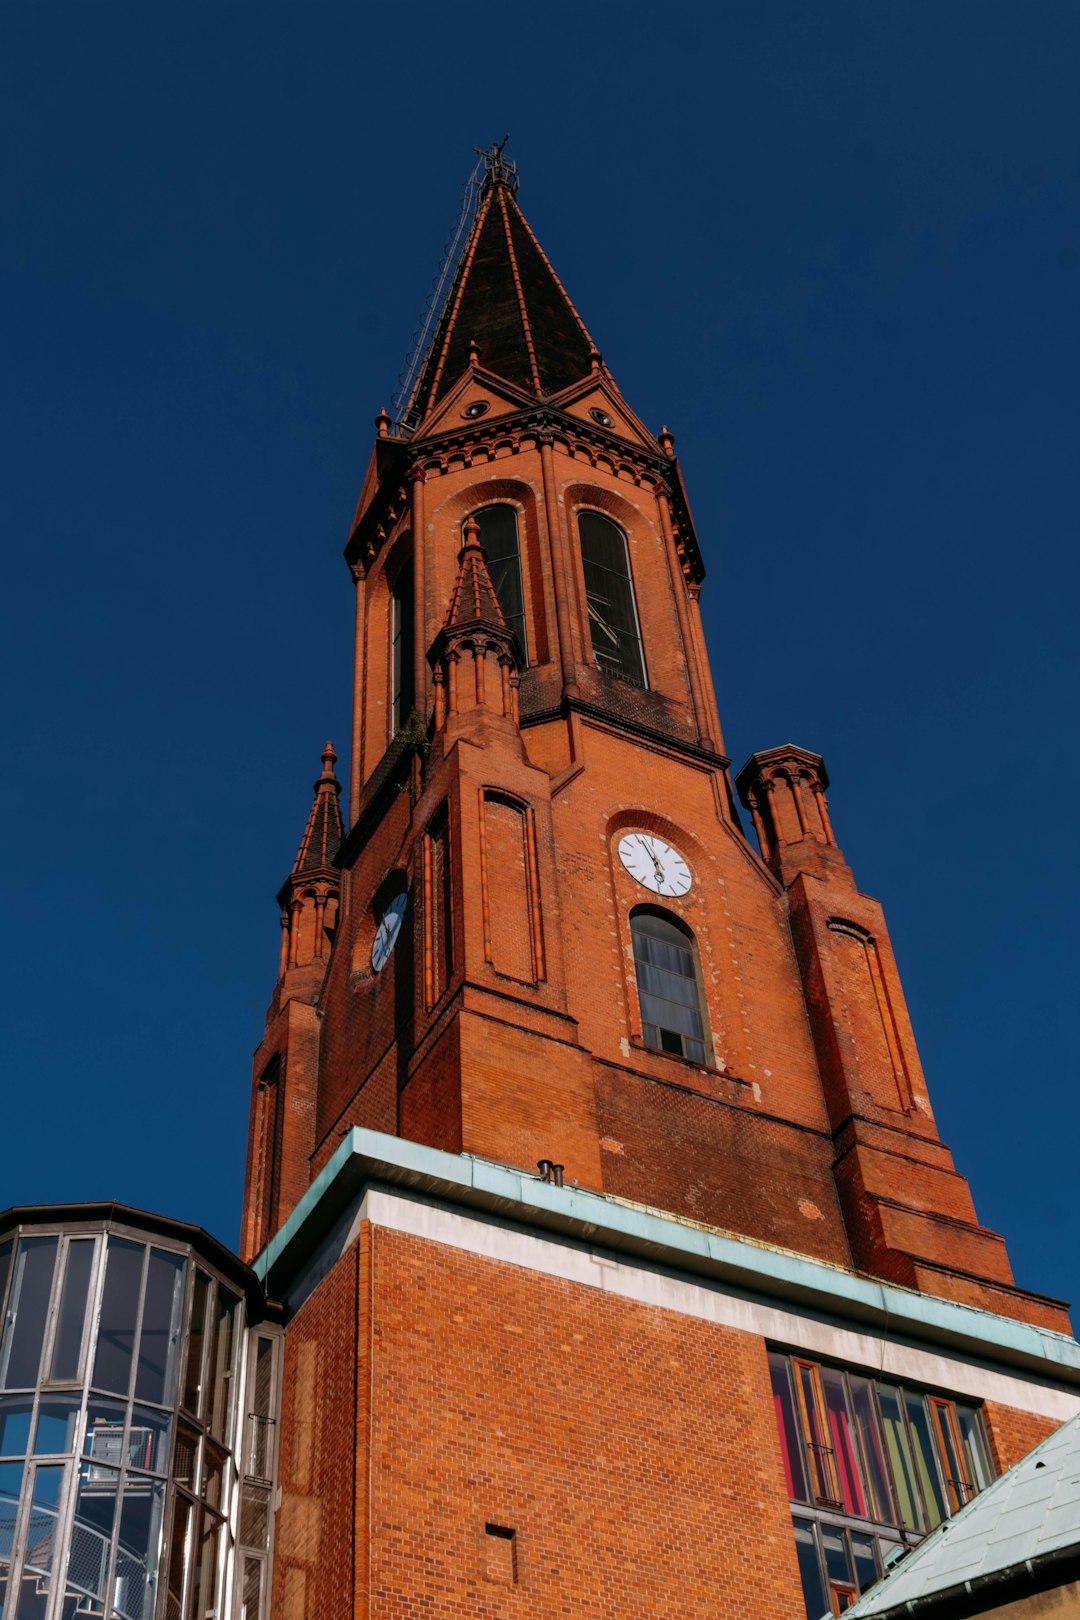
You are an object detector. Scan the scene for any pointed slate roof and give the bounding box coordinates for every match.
[843,1411,1080,1617]
[291,743,344,878]
[428,518,523,672]
[408,173,598,420]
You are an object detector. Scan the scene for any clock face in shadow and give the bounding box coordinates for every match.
[617,833,692,898]
[371,892,407,973]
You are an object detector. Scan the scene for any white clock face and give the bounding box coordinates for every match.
[371,892,407,973]
[617,833,692,898]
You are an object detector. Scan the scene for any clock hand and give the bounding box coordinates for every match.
[638,836,665,884]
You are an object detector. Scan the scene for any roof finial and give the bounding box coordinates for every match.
[658,424,676,457]
[460,515,483,557]
[318,741,339,783]
[468,337,480,368]
[475,135,519,196]
[375,407,390,439]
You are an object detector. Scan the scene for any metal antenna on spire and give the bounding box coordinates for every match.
[390,142,521,431]
[474,135,518,196]
[391,155,486,430]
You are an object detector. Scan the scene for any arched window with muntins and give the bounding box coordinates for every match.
[578,511,646,686]
[471,505,527,662]
[391,564,415,729]
[630,907,708,1064]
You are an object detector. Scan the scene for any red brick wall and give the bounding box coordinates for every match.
[982,1401,1061,1473]
[360,1225,806,1619]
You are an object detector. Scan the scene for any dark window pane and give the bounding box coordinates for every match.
[202,1440,226,1515]
[182,1273,210,1417]
[136,1250,186,1407]
[114,1481,166,1620]
[821,1523,852,1586]
[473,506,527,660]
[238,1484,270,1552]
[241,1554,263,1620]
[1,1239,58,1389]
[33,1398,81,1456]
[392,565,415,730]
[248,1337,277,1480]
[0,1398,33,1458]
[0,1245,12,1331]
[49,1241,94,1384]
[206,1288,239,1445]
[792,1517,828,1620]
[905,1393,947,1528]
[769,1353,808,1502]
[92,1239,144,1397]
[632,910,706,1064]
[579,511,645,685]
[850,1533,879,1595]
[173,1421,199,1495]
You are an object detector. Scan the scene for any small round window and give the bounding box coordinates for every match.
[589,407,614,428]
[462,400,490,419]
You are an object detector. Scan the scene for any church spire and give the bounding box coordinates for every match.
[405,145,600,424]
[275,743,343,980]
[427,517,523,735]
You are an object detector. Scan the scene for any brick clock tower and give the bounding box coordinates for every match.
[242,149,1079,1620]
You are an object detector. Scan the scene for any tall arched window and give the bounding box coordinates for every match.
[631,908,707,1064]
[391,564,415,729]
[578,511,646,686]
[471,505,527,661]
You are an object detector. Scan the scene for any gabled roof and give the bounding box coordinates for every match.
[844,1412,1080,1617]
[407,175,598,422]
[290,743,344,879]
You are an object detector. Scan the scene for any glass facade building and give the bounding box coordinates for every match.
[0,1206,281,1620]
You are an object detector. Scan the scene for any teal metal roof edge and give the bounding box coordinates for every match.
[253,1127,1080,1383]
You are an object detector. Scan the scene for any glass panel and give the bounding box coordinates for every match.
[63,1462,119,1607]
[240,1555,262,1620]
[905,1393,947,1528]
[877,1385,923,1533]
[848,1376,894,1525]
[188,1510,221,1620]
[792,1516,827,1620]
[1,1240,58,1390]
[930,1399,971,1510]
[956,1404,993,1493]
[33,1399,81,1457]
[0,1401,33,1459]
[850,1532,879,1595]
[822,1369,867,1518]
[0,1462,25,1620]
[206,1289,238,1446]
[768,1353,808,1502]
[163,1493,193,1620]
[129,1408,172,1475]
[248,1338,276,1481]
[49,1242,94,1384]
[84,1399,128,1478]
[15,1463,64,1620]
[579,511,645,684]
[92,1240,145,1398]
[238,1485,269,1552]
[0,1247,11,1327]
[796,1361,839,1503]
[182,1275,210,1418]
[201,1440,226,1515]
[821,1524,852,1586]
[173,1422,199,1497]
[135,1250,186,1407]
[473,506,527,659]
[113,1480,166,1620]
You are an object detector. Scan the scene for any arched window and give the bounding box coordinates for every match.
[391,564,415,729]
[630,908,707,1064]
[471,505,527,661]
[578,511,646,686]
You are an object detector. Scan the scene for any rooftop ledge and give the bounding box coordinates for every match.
[254,1127,1080,1386]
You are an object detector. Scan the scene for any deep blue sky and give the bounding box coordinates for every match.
[4,3,1078,1311]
